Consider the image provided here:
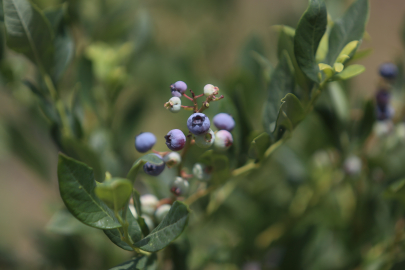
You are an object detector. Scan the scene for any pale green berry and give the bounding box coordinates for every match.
[214,130,233,151]
[170,177,189,196]
[129,204,138,218]
[142,214,155,231]
[192,163,211,181]
[195,128,215,148]
[140,194,158,216]
[155,204,171,223]
[163,152,182,168]
[164,97,181,113]
[204,84,218,96]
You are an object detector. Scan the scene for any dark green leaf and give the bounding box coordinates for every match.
[3,0,54,72]
[0,0,3,22]
[325,0,369,65]
[95,178,133,209]
[57,154,121,229]
[248,132,271,161]
[273,93,305,139]
[127,154,164,182]
[135,201,189,252]
[294,0,327,82]
[263,52,295,137]
[109,254,157,270]
[104,207,142,251]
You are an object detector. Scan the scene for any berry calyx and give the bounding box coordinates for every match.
[135,132,156,153]
[165,129,186,151]
[213,113,235,131]
[187,113,211,135]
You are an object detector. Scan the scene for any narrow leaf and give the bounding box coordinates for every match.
[294,0,327,82]
[57,154,121,229]
[325,0,369,65]
[135,201,189,252]
[109,254,157,270]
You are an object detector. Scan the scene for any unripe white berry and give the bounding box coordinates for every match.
[155,204,171,223]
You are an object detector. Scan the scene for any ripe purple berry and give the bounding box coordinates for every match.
[165,129,186,151]
[135,132,156,153]
[143,154,165,176]
[213,113,235,131]
[170,81,187,97]
[376,105,394,121]
[187,113,211,135]
[214,130,233,150]
[375,90,390,110]
[379,63,398,79]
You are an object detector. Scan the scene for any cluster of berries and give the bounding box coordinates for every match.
[375,63,398,121]
[134,81,235,197]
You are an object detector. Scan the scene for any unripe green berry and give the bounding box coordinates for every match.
[204,84,218,96]
[140,194,159,216]
[192,163,212,181]
[163,152,182,168]
[165,97,181,113]
[170,177,189,196]
[155,204,171,223]
[195,128,215,148]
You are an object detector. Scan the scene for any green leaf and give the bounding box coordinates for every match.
[325,0,369,65]
[127,154,164,182]
[95,178,133,209]
[3,0,54,73]
[334,64,365,80]
[327,82,349,122]
[349,48,373,62]
[0,0,4,22]
[273,93,305,139]
[294,0,327,82]
[104,207,142,251]
[248,132,271,161]
[135,201,189,252]
[57,154,121,229]
[109,254,157,270]
[263,52,295,137]
[384,179,405,203]
[276,26,312,93]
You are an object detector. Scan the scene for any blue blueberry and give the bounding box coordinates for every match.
[187,113,211,135]
[376,105,394,121]
[135,132,156,153]
[165,129,186,151]
[376,90,390,110]
[379,63,398,79]
[143,154,165,176]
[213,113,235,131]
[170,81,187,97]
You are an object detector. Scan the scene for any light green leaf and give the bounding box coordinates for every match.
[127,154,164,182]
[3,0,54,72]
[135,201,189,252]
[294,0,327,82]
[104,207,142,251]
[263,52,295,137]
[327,82,349,122]
[248,132,271,161]
[57,154,121,229]
[334,64,365,80]
[325,0,369,65]
[109,254,157,270]
[95,178,133,209]
[349,48,373,62]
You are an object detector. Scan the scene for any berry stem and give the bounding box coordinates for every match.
[181,105,194,111]
[190,89,199,112]
[182,93,194,101]
[195,94,204,99]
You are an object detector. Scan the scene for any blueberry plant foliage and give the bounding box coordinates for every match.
[11,0,405,268]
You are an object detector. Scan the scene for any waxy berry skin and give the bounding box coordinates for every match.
[165,129,186,151]
[140,194,159,216]
[213,113,235,131]
[143,154,165,176]
[187,113,211,135]
[379,63,398,79]
[135,132,156,153]
[204,84,216,96]
[214,130,233,150]
[195,129,215,148]
[163,152,182,168]
[170,81,187,97]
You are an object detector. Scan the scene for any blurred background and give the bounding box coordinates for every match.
[1,0,405,269]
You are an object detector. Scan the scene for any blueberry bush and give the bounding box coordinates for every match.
[3,0,405,269]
